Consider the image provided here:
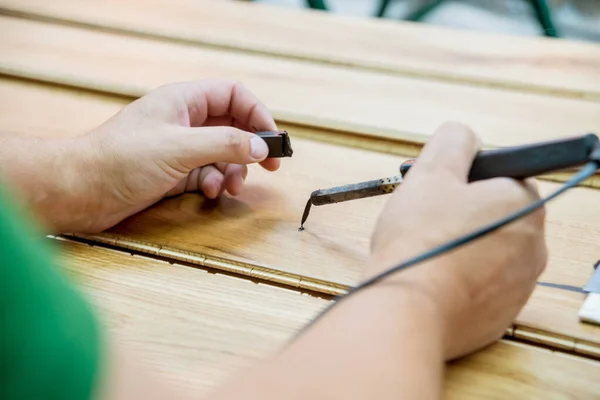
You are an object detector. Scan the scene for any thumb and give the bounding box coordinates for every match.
[175,126,269,168]
[411,121,481,181]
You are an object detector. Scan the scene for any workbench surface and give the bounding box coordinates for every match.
[1,0,599,396]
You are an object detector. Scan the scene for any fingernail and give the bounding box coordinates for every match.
[250,136,268,159]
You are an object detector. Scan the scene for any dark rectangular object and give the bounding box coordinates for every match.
[467,133,599,181]
[256,131,293,158]
[400,133,599,181]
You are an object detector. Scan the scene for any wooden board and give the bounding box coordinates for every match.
[1,16,599,152]
[0,77,128,138]
[2,77,599,355]
[2,0,600,101]
[56,239,600,398]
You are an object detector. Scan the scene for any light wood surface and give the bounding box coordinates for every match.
[2,77,598,353]
[2,0,600,101]
[1,16,599,152]
[0,77,128,137]
[4,4,599,389]
[56,239,600,399]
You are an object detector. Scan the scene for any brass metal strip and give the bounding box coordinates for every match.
[59,233,600,360]
[513,327,576,352]
[65,233,346,296]
[512,326,600,360]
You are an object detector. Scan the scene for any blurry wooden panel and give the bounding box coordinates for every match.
[1,16,599,152]
[1,0,600,100]
[0,76,415,155]
[57,240,600,398]
[2,77,599,352]
[0,77,128,137]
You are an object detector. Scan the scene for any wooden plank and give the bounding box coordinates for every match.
[57,239,329,393]
[1,16,599,153]
[56,239,600,398]
[1,0,600,101]
[2,77,599,353]
[0,77,129,138]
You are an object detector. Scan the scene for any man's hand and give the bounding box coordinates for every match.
[369,121,548,360]
[1,79,280,233]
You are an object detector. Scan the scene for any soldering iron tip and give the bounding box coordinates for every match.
[298,198,313,232]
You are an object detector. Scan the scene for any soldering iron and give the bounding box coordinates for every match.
[254,130,600,331]
[292,133,600,335]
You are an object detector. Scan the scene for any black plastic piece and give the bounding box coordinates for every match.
[400,133,599,181]
[256,131,293,158]
[468,133,598,181]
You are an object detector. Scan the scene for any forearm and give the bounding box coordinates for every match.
[209,283,445,400]
[0,132,98,233]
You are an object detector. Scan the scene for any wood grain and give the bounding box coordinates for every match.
[1,0,600,101]
[2,77,599,351]
[0,75,419,156]
[0,77,128,137]
[1,16,599,151]
[56,239,600,399]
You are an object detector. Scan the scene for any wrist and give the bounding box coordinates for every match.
[348,271,446,347]
[366,250,463,359]
[346,279,446,398]
[2,134,100,233]
[364,277,444,332]
[284,272,445,400]
[54,135,103,232]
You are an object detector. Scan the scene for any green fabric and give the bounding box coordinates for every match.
[0,183,102,400]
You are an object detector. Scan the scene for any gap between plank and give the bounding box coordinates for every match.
[52,233,600,361]
[0,7,598,103]
[56,233,338,301]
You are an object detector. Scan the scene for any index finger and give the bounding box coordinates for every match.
[410,121,481,181]
[179,79,278,132]
[169,79,280,171]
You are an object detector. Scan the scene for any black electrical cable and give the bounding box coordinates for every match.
[295,160,600,338]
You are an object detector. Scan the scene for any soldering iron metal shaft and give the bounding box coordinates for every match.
[299,175,403,230]
[298,134,600,232]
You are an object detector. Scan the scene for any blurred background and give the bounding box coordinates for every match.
[249,0,600,42]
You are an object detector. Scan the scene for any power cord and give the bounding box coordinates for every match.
[295,160,600,337]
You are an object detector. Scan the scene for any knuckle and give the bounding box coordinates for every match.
[207,78,243,92]
[145,82,185,106]
[486,177,521,196]
[223,130,245,155]
[152,81,184,95]
[438,120,478,141]
[231,79,245,90]
[230,80,248,102]
[411,158,437,175]
[493,178,538,204]
[439,120,468,132]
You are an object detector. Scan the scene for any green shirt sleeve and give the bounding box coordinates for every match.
[0,182,102,400]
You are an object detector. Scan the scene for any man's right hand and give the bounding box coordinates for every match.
[368,121,548,360]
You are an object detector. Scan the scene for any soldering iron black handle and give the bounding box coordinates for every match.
[467,133,599,181]
[401,133,599,181]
